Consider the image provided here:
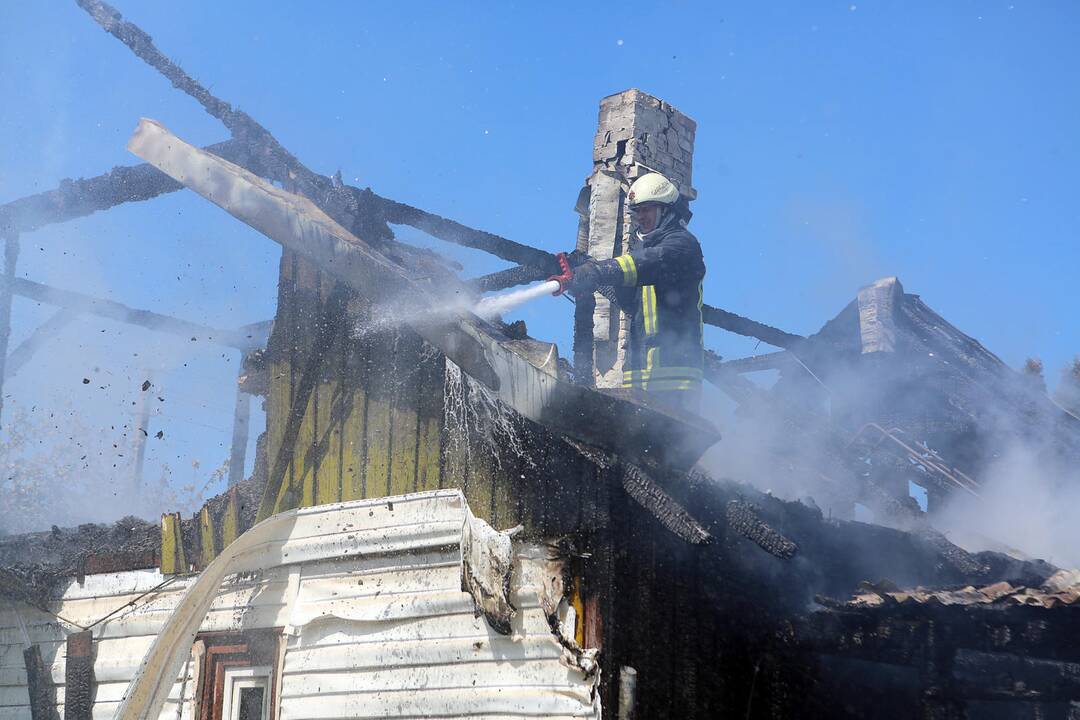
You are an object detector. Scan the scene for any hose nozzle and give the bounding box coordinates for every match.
[547,252,574,296]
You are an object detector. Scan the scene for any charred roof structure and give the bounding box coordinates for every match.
[2,2,1080,719]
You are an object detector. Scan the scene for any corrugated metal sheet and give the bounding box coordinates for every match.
[0,490,599,720]
[839,569,1080,609]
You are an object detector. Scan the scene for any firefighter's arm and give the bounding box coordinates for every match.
[565,258,623,296]
[611,231,704,287]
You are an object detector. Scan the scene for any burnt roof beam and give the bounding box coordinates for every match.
[12,277,265,350]
[718,350,794,374]
[0,140,243,237]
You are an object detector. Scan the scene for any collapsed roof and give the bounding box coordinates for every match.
[2,2,1080,718]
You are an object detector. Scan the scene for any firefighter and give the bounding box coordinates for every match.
[566,172,706,412]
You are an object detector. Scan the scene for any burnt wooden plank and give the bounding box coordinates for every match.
[63,631,94,720]
[23,644,59,720]
[159,512,185,575]
[0,140,239,237]
[197,505,217,568]
[620,464,710,544]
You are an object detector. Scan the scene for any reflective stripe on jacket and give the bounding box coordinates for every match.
[599,213,706,394]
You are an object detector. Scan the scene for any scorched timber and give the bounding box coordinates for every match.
[0,139,243,236]
[12,277,263,350]
[127,118,718,473]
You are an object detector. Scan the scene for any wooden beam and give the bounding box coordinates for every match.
[63,631,94,720]
[702,349,764,405]
[0,140,242,237]
[468,264,549,293]
[719,351,794,374]
[621,463,711,544]
[22,644,59,720]
[5,308,80,380]
[701,304,805,350]
[227,361,252,487]
[82,0,555,271]
[11,277,261,350]
[377,195,560,274]
[159,512,186,575]
[130,372,153,493]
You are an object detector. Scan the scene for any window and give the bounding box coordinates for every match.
[221,666,272,720]
[194,631,280,720]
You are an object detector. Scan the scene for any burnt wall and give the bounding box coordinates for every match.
[256,252,606,536]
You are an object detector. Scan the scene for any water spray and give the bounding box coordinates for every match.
[474,280,563,319]
[472,252,575,320]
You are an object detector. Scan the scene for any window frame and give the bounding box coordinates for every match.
[220,665,272,720]
[193,630,281,720]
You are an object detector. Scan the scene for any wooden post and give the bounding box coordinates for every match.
[227,357,252,486]
[0,232,20,428]
[131,373,154,492]
[23,644,60,720]
[578,90,697,389]
[63,631,94,720]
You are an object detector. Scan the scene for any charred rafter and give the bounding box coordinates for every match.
[13,277,265,350]
[724,500,799,559]
[0,140,241,237]
[621,463,711,544]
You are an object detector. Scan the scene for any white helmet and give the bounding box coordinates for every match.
[627,172,679,207]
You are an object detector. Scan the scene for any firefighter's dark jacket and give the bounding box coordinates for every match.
[595,212,706,393]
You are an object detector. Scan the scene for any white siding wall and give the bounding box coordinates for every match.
[0,567,291,719]
[0,491,599,719]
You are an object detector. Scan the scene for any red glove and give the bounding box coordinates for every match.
[548,252,575,295]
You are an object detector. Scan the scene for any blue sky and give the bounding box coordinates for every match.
[1,2,1078,525]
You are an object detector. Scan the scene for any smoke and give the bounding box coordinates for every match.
[935,441,1080,567]
[697,338,1080,570]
